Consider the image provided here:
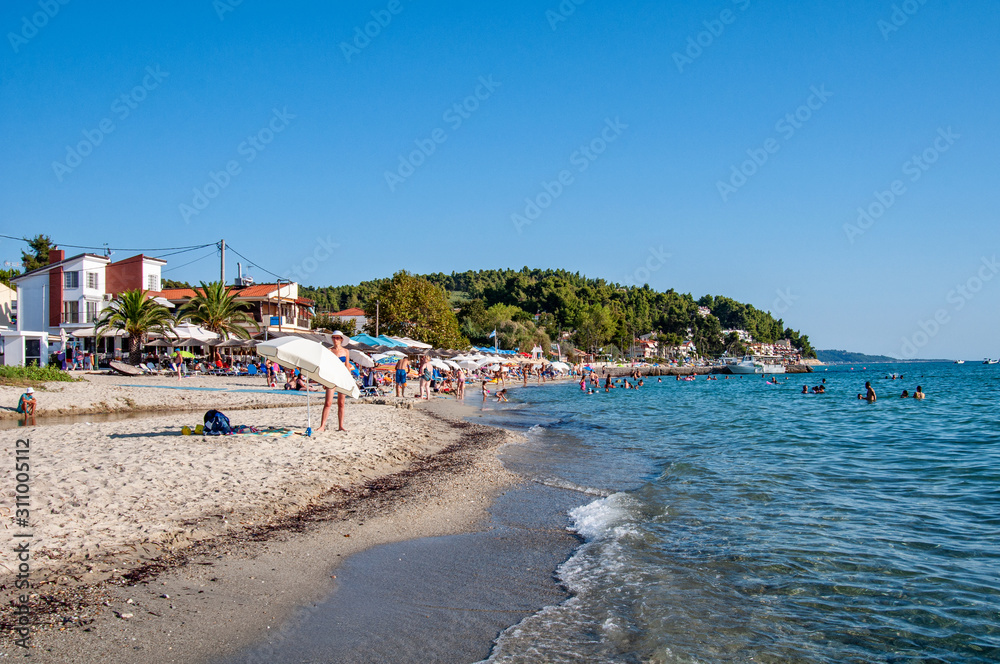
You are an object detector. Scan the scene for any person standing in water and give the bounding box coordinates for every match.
[317,331,351,433]
[865,381,877,403]
[913,386,925,400]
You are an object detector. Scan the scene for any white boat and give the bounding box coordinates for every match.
[955,360,965,364]
[985,359,999,365]
[760,362,786,374]
[725,355,762,374]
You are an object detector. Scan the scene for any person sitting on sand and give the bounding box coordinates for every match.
[16,387,36,418]
[913,386,925,400]
[901,390,909,398]
[865,381,877,403]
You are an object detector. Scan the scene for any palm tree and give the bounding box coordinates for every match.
[175,281,259,341]
[94,289,175,365]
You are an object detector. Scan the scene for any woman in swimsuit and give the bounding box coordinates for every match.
[318,331,351,432]
[419,355,432,400]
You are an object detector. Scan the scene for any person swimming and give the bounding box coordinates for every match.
[802,385,809,394]
[913,386,925,400]
[901,390,909,398]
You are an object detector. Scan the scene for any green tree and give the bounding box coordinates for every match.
[574,304,615,353]
[21,234,53,272]
[94,290,175,365]
[362,271,467,348]
[175,281,259,340]
[162,279,192,289]
[0,267,19,288]
[312,315,357,336]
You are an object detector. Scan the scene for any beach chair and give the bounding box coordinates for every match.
[247,364,258,376]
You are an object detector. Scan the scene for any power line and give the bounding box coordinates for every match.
[225,245,286,282]
[154,243,220,259]
[0,233,214,254]
[161,247,220,274]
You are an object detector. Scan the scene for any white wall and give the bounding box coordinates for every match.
[17,278,47,332]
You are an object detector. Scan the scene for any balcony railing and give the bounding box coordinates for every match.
[61,313,97,324]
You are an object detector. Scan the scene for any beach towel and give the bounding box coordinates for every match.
[203,409,232,435]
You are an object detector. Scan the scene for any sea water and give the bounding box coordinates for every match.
[478,363,1000,663]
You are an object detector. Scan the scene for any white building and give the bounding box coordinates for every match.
[722,328,753,343]
[3,249,166,365]
[0,283,15,328]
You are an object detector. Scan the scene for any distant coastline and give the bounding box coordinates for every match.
[816,349,954,364]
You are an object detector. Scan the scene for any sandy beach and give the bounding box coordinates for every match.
[0,374,525,662]
[0,372,325,421]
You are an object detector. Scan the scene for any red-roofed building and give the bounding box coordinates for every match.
[161,282,314,334]
[328,307,367,331]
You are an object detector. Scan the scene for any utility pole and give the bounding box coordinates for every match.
[277,279,284,332]
[375,300,379,337]
[220,239,226,284]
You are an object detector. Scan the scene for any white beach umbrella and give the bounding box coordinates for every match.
[170,322,219,341]
[384,350,406,358]
[459,361,479,371]
[444,360,461,370]
[349,349,374,368]
[430,359,450,370]
[257,337,361,432]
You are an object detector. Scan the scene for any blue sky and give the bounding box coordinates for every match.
[2,0,998,359]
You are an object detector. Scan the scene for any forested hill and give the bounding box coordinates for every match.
[301,267,815,358]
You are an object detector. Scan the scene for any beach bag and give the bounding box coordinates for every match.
[203,409,232,436]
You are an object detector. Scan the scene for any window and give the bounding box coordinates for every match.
[85,301,99,323]
[86,271,99,289]
[64,271,80,288]
[62,301,80,324]
[147,274,159,291]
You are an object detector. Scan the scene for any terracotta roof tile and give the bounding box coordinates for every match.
[160,288,198,299]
